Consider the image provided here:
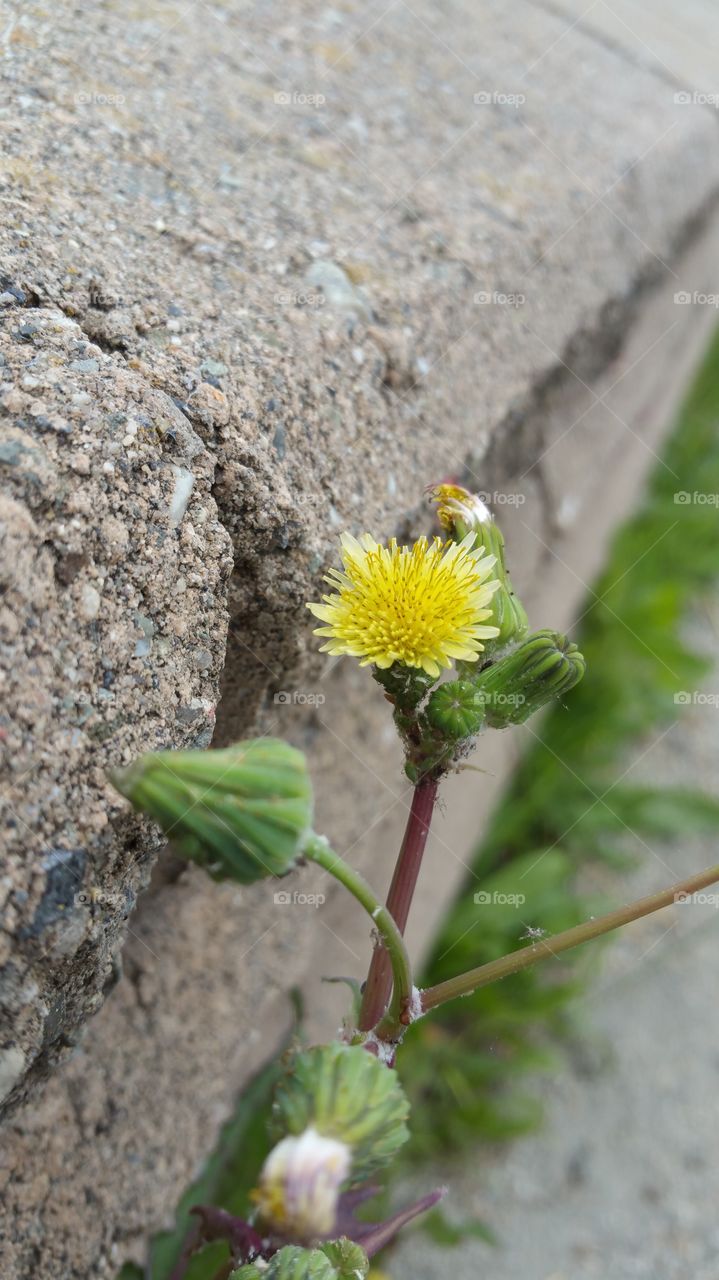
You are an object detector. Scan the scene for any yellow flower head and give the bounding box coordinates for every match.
[308,532,500,678]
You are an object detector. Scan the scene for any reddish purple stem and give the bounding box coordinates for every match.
[359,777,438,1032]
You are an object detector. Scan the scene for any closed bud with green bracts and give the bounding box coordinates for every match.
[425,680,485,739]
[467,629,585,727]
[271,1044,409,1183]
[231,1247,337,1280]
[319,1239,369,1278]
[109,738,312,884]
[431,483,528,649]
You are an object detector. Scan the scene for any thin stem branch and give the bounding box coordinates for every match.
[358,777,438,1032]
[303,834,413,1030]
[421,861,719,1012]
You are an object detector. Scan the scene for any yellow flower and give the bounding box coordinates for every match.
[308,532,500,678]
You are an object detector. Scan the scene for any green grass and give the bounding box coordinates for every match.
[119,325,719,1276]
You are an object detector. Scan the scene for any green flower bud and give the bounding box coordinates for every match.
[431,483,528,649]
[109,738,312,884]
[232,1246,337,1280]
[487,562,529,651]
[425,680,485,739]
[468,630,585,727]
[271,1044,409,1182]
[230,1239,369,1279]
[319,1239,369,1279]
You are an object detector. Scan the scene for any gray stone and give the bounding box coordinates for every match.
[304,261,373,320]
[67,358,100,373]
[200,359,228,379]
[0,1050,26,1106]
[78,583,101,621]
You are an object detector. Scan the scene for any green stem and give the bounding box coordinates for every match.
[303,835,413,1037]
[421,861,719,1013]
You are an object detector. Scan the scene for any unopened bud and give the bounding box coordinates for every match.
[467,630,585,727]
[425,680,485,739]
[231,1240,368,1280]
[431,483,493,538]
[431,483,528,649]
[109,738,313,884]
[271,1044,409,1182]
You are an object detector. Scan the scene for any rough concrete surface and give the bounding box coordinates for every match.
[1,0,719,1275]
[0,307,232,1109]
[393,612,719,1280]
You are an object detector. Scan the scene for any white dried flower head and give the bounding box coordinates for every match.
[253,1126,351,1242]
